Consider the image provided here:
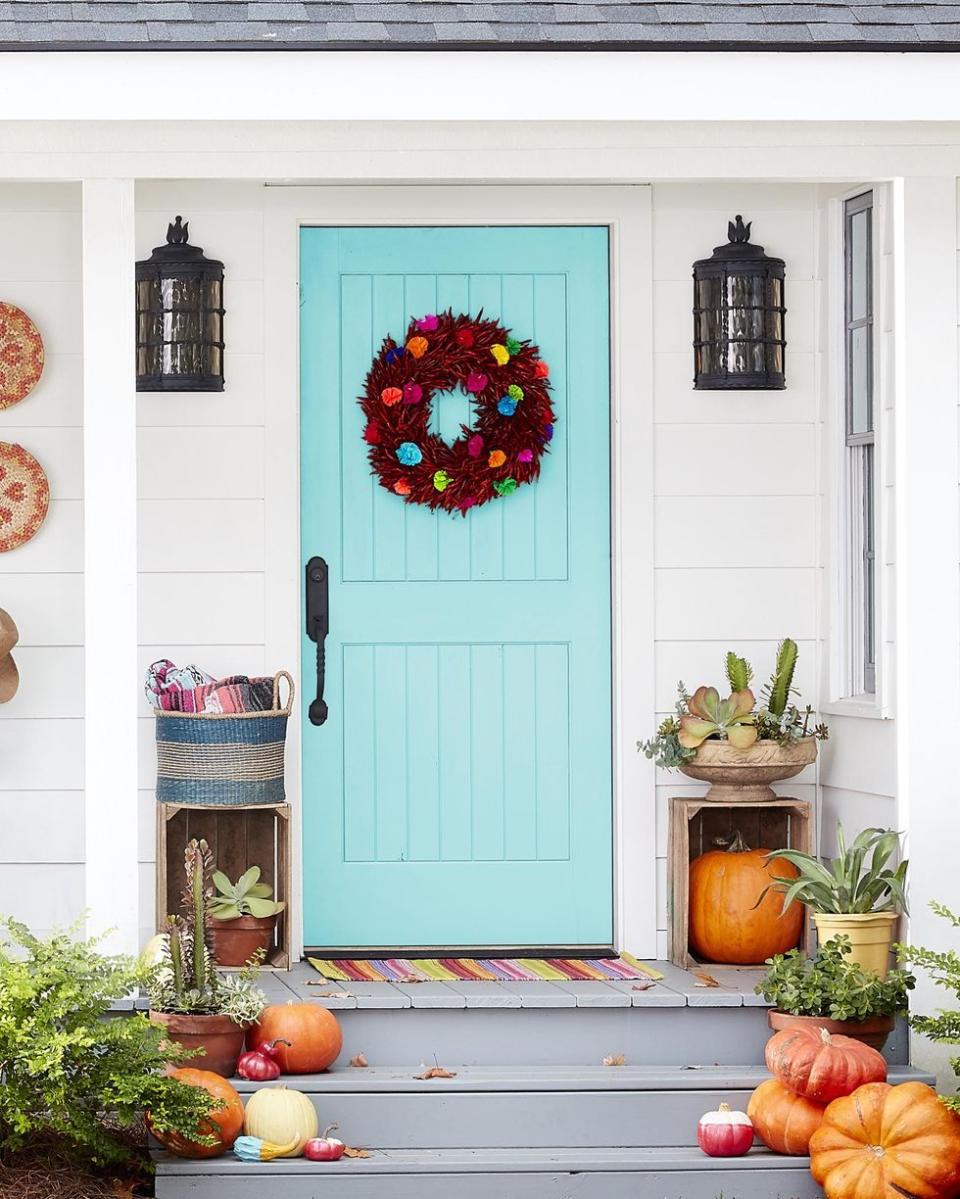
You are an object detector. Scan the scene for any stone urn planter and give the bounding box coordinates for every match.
[679,736,818,803]
[149,1010,246,1077]
[767,1008,894,1052]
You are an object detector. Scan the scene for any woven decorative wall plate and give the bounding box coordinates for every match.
[0,443,49,553]
[0,303,44,410]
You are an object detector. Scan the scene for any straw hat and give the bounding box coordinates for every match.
[0,608,19,703]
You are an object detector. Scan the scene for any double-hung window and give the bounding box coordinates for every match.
[843,192,876,696]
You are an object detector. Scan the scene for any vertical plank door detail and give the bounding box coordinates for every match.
[301,226,611,949]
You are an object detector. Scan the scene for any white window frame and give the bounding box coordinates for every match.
[823,183,892,719]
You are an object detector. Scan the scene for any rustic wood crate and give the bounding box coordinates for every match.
[156,802,291,970]
[667,796,813,970]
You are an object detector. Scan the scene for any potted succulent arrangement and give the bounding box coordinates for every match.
[148,839,266,1077]
[763,825,908,977]
[209,865,285,968]
[640,639,829,802]
[756,936,915,1050]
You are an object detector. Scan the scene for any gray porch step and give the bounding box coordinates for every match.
[224,1064,930,1150]
[154,1145,823,1198]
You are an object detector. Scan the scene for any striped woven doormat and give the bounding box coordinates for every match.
[307,952,664,985]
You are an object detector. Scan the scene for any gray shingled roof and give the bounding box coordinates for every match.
[0,0,957,49]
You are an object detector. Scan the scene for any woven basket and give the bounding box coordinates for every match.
[155,671,294,806]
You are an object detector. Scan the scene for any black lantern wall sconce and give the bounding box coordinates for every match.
[136,216,224,392]
[692,216,786,391]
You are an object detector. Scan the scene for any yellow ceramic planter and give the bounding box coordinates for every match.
[813,911,899,978]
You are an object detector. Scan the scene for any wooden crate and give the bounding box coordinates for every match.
[668,796,813,969]
[156,802,291,970]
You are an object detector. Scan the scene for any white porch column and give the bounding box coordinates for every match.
[82,179,139,956]
[893,177,960,1085]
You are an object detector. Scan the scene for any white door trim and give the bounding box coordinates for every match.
[263,185,656,960]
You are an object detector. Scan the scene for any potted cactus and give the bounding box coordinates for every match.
[148,839,266,1076]
[639,639,828,803]
[209,865,285,967]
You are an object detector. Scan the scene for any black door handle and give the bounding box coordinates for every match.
[305,556,329,726]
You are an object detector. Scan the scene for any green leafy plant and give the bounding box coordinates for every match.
[638,642,828,769]
[764,825,908,916]
[209,866,285,922]
[147,839,265,1022]
[899,902,960,1112]
[756,937,915,1022]
[677,685,757,751]
[0,917,218,1167]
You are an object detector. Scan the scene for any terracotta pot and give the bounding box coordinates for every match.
[149,1010,246,1077]
[210,914,277,967]
[679,737,817,803]
[814,911,899,979]
[767,1008,895,1051]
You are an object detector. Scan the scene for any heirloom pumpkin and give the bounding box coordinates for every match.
[243,1084,319,1157]
[248,1002,343,1074]
[766,1024,887,1104]
[747,1077,826,1155]
[688,831,803,965]
[810,1081,960,1199]
[147,1067,245,1159]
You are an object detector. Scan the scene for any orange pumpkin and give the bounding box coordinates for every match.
[247,1002,343,1074]
[148,1067,244,1159]
[688,831,803,964]
[747,1077,826,1155]
[766,1025,886,1104]
[810,1081,960,1199]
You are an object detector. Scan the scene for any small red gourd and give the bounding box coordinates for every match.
[236,1038,291,1082]
[697,1103,754,1157]
[304,1124,346,1162]
[766,1025,887,1104]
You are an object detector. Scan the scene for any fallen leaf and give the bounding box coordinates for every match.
[343,1146,372,1159]
[415,1065,457,1079]
[693,971,720,988]
[349,1052,369,1068]
[631,979,656,991]
[602,1053,626,1067]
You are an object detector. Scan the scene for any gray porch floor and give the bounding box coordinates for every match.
[113,960,771,1012]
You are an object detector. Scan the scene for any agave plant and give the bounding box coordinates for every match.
[209,866,285,921]
[765,825,909,915]
[677,686,757,750]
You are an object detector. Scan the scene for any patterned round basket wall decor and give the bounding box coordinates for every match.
[155,671,294,806]
[0,303,44,409]
[0,443,50,553]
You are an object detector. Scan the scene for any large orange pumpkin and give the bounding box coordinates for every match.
[688,831,803,964]
[766,1024,886,1104]
[810,1081,960,1199]
[247,1002,343,1074]
[148,1067,244,1159]
[747,1077,826,1155]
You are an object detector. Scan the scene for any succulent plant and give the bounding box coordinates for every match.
[209,866,285,922]
[725,652,753,694]
[678,686,758,750]
[764,638,798,719]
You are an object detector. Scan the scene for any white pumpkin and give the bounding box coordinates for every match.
[242,1085,319,1158]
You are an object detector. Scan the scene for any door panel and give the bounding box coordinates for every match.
[300,225,612,949]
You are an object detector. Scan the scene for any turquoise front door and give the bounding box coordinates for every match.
[300,225,612,951]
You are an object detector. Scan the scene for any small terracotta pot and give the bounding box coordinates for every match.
[767,1008,895,1051]
[210,914,277,967]
[149,1010,246,1077]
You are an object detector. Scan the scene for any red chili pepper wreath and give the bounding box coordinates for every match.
[360,310,554,515]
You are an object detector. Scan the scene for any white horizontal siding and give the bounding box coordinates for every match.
[0,186,85,938]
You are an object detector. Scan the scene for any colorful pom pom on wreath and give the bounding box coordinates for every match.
[360,311,555,514]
